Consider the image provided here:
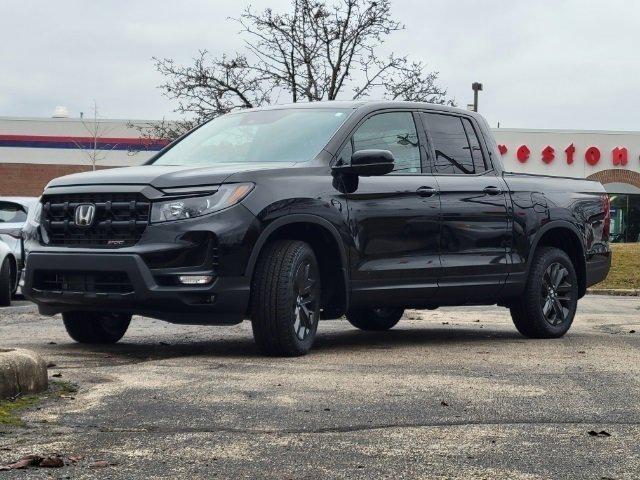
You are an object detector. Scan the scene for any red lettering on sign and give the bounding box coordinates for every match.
[612,147,628,166]
[498,144,508,155]
[517,145,530,163]
[565,143,575,164]
[542,146,555,164]
[585,147,601,166]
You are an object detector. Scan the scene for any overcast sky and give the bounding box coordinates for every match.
[1,0,638,130]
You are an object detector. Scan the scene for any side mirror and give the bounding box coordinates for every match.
[332,149,395,176]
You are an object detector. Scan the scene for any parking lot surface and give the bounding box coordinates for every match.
[0,296,639,478]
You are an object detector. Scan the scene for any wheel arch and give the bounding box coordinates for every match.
[246,215,350,317]
[529,221,587,297]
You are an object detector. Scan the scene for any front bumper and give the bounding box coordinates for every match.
[23,251,250,324]
[22,199,261,325]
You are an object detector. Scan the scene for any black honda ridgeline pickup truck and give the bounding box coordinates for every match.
[22,102,611,356]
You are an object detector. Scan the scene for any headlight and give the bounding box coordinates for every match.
[151,183,254,223]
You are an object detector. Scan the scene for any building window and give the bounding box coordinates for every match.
[609,194,640,243]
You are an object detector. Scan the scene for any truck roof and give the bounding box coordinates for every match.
[241,100,479,118]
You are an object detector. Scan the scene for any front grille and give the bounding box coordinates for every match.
[34,271,134,294]
[42,193,150,247]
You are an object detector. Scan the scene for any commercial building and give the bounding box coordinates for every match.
[0,116,165,197]
[1,116,639,242]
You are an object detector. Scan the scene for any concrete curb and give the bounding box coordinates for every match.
[0,349,48,400]
[587,288,640,296]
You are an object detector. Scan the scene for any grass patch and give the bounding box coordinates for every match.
[0,381,78,427]
[594,243,640,290]
[0,395,41,426]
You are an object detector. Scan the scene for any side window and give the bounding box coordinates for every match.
[337,138,353,165]
[462,118,487,173]
[351,112,421,174]
[423,113,477,175]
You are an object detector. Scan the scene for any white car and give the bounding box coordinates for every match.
[0,240,17,306]
[0,197,39,300]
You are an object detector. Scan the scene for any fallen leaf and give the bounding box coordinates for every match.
[40,456,64,468]
[2,455,43,470]
[52,373,62,378]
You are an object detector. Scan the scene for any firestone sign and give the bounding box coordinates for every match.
[498,143,630,167]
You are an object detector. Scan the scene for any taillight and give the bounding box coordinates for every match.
[602,193,611,241]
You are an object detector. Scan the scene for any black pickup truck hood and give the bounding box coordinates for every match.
[46,163,297,190]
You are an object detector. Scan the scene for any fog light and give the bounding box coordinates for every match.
[178,275,213,285]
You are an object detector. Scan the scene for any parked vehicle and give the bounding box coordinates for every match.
[0,240,18,306]
[0,197,39,297]
[22,102,611,355]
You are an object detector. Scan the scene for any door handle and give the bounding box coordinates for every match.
[483,186,502,195]
[416,186,438,197]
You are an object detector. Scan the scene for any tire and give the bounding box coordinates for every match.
[346,307,404,331]
[510,247,578,339]
[251,240,321,356]
[0,258,12,307]
[62,311,131,344]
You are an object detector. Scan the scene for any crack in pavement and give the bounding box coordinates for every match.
[43,419,640,436]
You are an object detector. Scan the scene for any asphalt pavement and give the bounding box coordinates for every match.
[0,296,639,478]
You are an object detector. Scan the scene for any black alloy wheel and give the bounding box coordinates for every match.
[510,246,578,339]
[540,262,573,326]
[292,261,320,341]
[251,240,322,356]
[62,311,132,344]
[346,306,404,331]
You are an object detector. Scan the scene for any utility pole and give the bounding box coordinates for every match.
[472,82,483,112]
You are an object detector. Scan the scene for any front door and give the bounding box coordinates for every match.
[340,111,441,307]
[420,112,510,302]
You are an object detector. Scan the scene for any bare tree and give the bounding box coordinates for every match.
[73,100,119,170]
[150,0,453,140]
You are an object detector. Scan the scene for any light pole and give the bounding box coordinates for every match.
[472,82,483,112]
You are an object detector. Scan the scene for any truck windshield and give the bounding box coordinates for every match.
[152,108,351,166]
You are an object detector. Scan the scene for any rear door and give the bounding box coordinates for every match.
[420,112,510,302]
[341,110,441,307]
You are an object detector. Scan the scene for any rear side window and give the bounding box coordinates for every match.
[0,202,27,223]
[351,112,421,174]
[423,113,487,175]
[462,118,487,173]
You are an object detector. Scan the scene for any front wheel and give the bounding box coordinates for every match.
[0,258,12,307]
[510,247,578,338]
[251,240,321,356]
[62,311,131,344]
[346,307,404,331]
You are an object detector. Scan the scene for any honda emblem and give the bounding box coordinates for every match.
[74,203,96,227]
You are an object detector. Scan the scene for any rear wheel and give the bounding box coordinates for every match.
[62,311,131,344]
[0,258,12,307]
[510,247,578,338]
[346,307,404,331]
[251,240,321,356]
